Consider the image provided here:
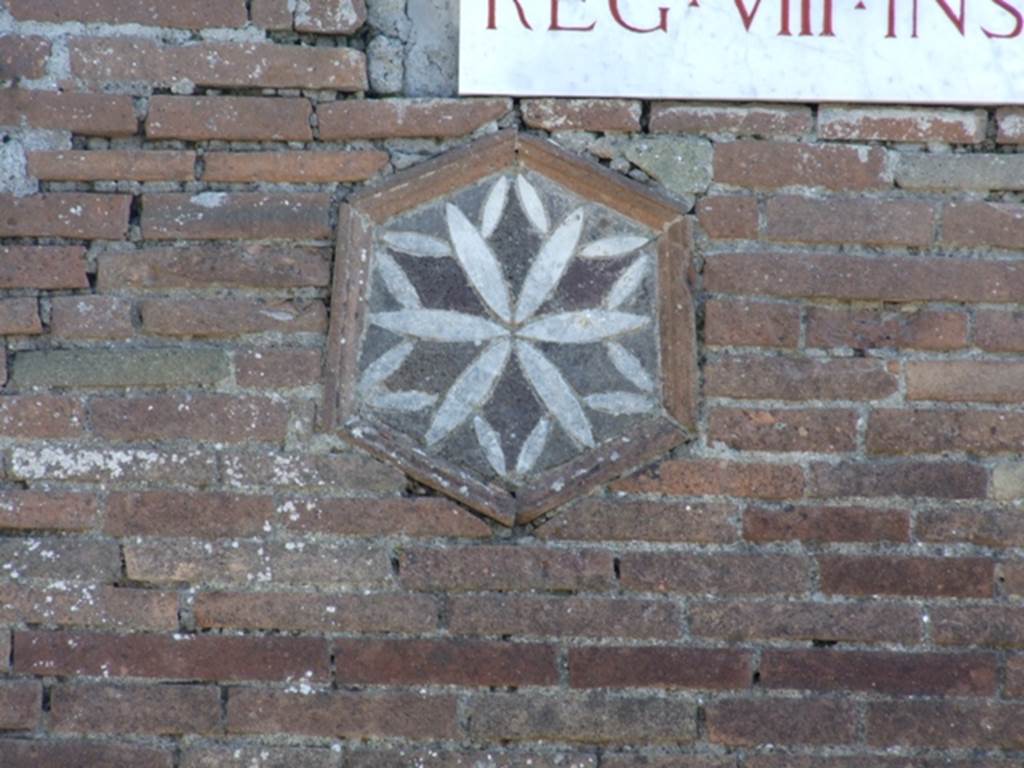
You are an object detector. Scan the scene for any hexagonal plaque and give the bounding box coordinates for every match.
[322,132,696,526]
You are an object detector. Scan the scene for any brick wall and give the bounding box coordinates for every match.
[1,0,1023,765]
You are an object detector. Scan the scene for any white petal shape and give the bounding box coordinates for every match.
[380,231,452,258]
[369,390,437,412]
[515,175,549,234]
[376,251,420,309]
[606,342,655,393]
[514,208,586,323]
[515,341,594,448]
[480,176,509,238]
[515,416,550,475]
[605,255,648,310]
[359,340,415,393]
[580,235,650,259]
[584,392,656,415]
[446,203,513,323]
[425,338,512,446]
[519,310,650,344]
[371,310,507,342]
[473,415,507,477]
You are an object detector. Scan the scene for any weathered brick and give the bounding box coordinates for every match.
[50,296,133,340]
[0,395,84,438]
[918,508,1024,549]
[704,356,897,401]
[146,96,311,141]
[0,680,40,730]
[465,692,696,745]
[399,545,613,592]
[294,0,367,33]
[807,307,967,351]
[819,106,987,143]
[195,590,437,634]
[141,298,326,338]
[347,747,597,768]
[907,361,1024,403]
[619,553,809,595]
[819,555,993,597]
[569,647,751,690]
[869,409,1024,455]
[182,744,338,768]
[993,462,1024,501]
[536,499,737,543]
[0,537,119,582]
[0,584,177,631]
[222,451,404,493]
[807,460,988,500]
[234,348,323,389]
[747,757,1015,768]
[335,638,558,686]
[0,490,96,531]
[932,606,1024,648]
[761,649,997,696]
[318,98,510,139]
[0,246,87,289]
[0,738,173,768]
[709,408,857,453]
[50,683,221,735]
[704,299,799,348]
[522,99,641,132]
[943,201,1024,249]
[27,150,195,181]
[649,103,812,136]
[8,0,246,27]
[251,0,294,28]
[602,757,729,768]
[11,348,229,388]
[448,594,681,640]
[280,497,491,538]
[227,689,456,739]
[697,195,759,240]
[0,90,135,136]
[997,106,1024,143]
[765,196,935,246]
[898,153,1024,191]
[715,141,888,190]
[0,36,50,80]
[104,491,274,537]
[141,193,330,240]
[9,446,217,485]
[689,600,922,644]
[0,194,129,239]
[976,310,1024,353]
[203,150,387,182]
[612,459,804,499]
[15,630,329,682]
[743,505,909,543]
[707,698,857,746]
[91,395,290,443]
[1004,561,1024,596]
[1008,657,1024,698]
[71,38,366,91]
[866,701,1024,748]
[0,630,10,669]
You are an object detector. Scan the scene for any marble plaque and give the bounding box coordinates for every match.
[459,0,1024,103]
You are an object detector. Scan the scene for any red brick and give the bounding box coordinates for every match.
[399,545,613,592]
[98,244,330,290]
[997,106,1024,143]
[918,508,1024,549]
[619,553,809,595]
[146,95,311,141]
[819,555,993,597]
[705,356,897,401]
[649,102,812,136]
[704,299,799,348]
[536,499,737,543]
[0,35,50,80]
[867,701,1024,748]
[807,307,967,351]
[141,297,326,337]
[808,460,988,500]
[0,536,119,581]
[932,606,1024,648]
[0,490,96,531]
[348,747,598,768]
[869,409,1024,455]
[765,196,935,246]
[448,594,681,640]
[104,491,274,537]
[709,408,857,452]
[747,757,1015,768]
[294,0,366,33]
[234,348,323,388]
[91,394,290,443]
[0,584,177,631]
[612,458,804,499]
[744,505,909,543]
[318,98,510,140]
[8,0,246,27]
[1004,561,1024,596]
[976,310,1024,352]
[182,744,338,768]
[0,681,40,730]
[1008,656,1024,697]
[0,246,87,289]
[0,395,83,438]
[0,738,173,768]
[569,647,751,690]
[15,630,328,682]
[0,90,135,136]
[523,99,641,132]
[0,194,129,239]
[141,193,330,240]
[762,649,997,696]
[715,141,888,190]
[819,106,987,143]
[707,698,857,746]
[50,683,221,735]
[689,599,922,644]
[203,150,387,182]
[335,638,558,686]
[71,38,366,91]
[697,195,759,239]
[50,295,133,340]
[28,150,194,182]
[0,298,40,335]
[280,496,491,538]
[195,590,437,634]
[227,689,456,739]
[602,757,729,768]
[252,0,294,28]
[907,360,1024,403]
[221,451,404,493]
[943,201,1024,249]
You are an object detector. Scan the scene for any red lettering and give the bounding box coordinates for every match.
[934,0,967,33]
[549,0,596,30]
[821,0,835,34]
[984,0,1023,36]
[735,0,792,34]
[609,0,669,32]
[886,0,897,36]
[800,0,813,33]
[487,0,533,29]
